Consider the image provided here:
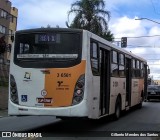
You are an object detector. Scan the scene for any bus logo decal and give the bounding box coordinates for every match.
[41,90,47,97]
[24,72,31,79]
[57,81,63,87]
[21,95,27,102]
[2,132,11,137]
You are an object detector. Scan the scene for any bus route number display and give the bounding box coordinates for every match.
[38,34,55,42]
[35,34,61,44]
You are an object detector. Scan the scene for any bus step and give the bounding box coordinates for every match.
[125,101,128,106]
[125,106,130,111]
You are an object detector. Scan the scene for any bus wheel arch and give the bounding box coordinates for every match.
[114,94,122,120]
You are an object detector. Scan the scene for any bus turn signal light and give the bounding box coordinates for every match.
[72,74,85,105]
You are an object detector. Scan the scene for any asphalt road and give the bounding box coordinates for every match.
[0,101,160,140]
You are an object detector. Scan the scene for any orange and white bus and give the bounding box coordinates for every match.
[8,28,148,119]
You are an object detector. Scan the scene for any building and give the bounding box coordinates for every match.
[153,80,160,85]
[0,0,18,44]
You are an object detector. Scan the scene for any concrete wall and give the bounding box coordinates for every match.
[0,0,11,40]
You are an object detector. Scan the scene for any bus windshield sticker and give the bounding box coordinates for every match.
[17,54,78,59]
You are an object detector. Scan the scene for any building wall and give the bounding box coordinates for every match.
[0,0,18,44]
[8,7,18,44]
[0,0,11,41]
[153,80,160,85]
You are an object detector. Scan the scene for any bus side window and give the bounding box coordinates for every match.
[140,62,144,77]
[19,43,30,54]
[119,53,125,77]
[111,51,118,77]
[132,59,136,77]
[19,43,24,54]
[136,60,140,77]
[24,44,30,53]
[90,42,99,75]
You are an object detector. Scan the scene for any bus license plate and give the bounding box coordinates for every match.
[151,92,156,94]
[37,98,52,103]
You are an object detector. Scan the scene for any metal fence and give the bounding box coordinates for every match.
[0,54,9,86]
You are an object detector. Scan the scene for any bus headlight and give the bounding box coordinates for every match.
[10,74,19,104]
[11,88,17,94]
[11,81,16,87]
[72,74,85,105]
[73,96,83,103]
[11,95,18,102]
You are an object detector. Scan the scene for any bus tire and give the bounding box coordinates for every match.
[138,102,142,109]
[138,92,143,109]
[114,99,121,120]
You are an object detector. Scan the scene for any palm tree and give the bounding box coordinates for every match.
[66,0,114,41]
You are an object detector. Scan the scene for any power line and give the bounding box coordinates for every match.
[114,34,160,40]
[147,64,160,65]
[147,59,160,60]
[127,45,152,48]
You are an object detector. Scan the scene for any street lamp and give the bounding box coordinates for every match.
[135,18,160,24]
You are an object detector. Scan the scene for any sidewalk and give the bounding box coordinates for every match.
[0,86,8,117]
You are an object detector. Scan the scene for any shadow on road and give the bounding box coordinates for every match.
[26,105,145,137]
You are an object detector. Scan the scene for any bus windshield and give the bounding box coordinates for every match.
[14,31,82,68]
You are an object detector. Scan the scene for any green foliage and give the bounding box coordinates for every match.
[66,0,114,41]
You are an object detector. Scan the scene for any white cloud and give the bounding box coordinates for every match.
[110,16,147,38]
[12,0,74,29]
[109,15,160,79]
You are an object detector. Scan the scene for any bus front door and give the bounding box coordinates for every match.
[99,49,110,116]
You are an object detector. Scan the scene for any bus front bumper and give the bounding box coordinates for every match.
[8,99,88,117]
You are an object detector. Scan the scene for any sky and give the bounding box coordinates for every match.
[10,0,160,80]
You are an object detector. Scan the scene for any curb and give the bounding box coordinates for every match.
[0,109,8,118]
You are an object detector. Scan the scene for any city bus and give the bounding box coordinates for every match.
[8,28,148,119]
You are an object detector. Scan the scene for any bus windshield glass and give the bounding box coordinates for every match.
[14,32,81,61]
[14,31,82,68]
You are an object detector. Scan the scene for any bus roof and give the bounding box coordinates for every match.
[15,28,83,34]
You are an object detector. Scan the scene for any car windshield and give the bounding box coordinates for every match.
[147,85,160,90]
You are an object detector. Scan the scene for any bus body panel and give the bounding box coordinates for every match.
[8,98,88,116]
[109,77,126,115]
[44,60,86,107]
[9,60,86,108]
[10,66,45,107]
[88,76,100,119]
[131,79,144,106]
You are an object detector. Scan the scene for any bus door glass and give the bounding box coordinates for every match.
[126,57,132,106]
[99,48,110,116]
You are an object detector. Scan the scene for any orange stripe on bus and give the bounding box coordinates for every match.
[44,60,86,107]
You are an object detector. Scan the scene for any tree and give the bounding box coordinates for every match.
[66,0,114,41]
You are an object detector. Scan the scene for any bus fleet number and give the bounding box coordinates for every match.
[57,73,71,78]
